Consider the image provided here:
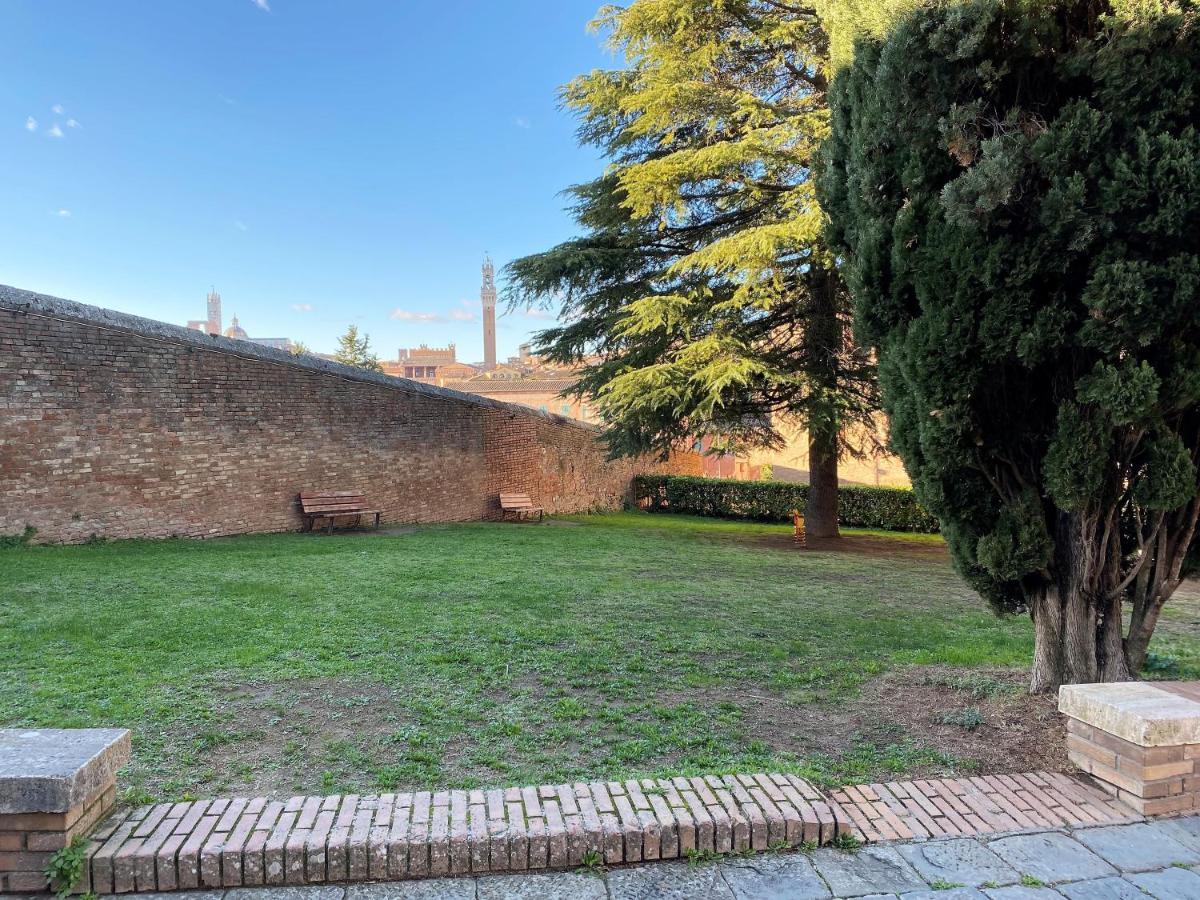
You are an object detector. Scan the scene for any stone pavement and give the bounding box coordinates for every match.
[13,815,1194,899]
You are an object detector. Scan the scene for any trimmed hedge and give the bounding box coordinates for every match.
[633,475,940,533]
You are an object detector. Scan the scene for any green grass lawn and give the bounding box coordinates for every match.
[3,512,1197,803]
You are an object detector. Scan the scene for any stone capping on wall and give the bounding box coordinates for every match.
[0,284,596,434]
[0,729,130,894]
[1059,681,1200,817]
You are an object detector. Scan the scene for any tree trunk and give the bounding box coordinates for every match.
[807,426,840,539]
[1029,588,1063,694]
[804,263,843,540]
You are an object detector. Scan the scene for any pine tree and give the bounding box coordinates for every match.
[333,325,382,373]
[822,0,1200,690]
[505,0,880,538]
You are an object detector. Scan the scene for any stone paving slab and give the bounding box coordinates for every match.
[605,861,732,899]
[896,837,1020,887]
[1070,822,1200,872]
[809,845,927,896]
[986,832,1117,885]
[983,887,1061,900]
[720,853,831,899]
[1125,865,1200,899]
[1057,877,1146,900]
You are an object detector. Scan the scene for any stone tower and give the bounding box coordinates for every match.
[481,256,497,371]
[206,289,222,336]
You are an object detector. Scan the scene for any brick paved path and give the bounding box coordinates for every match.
[829,772,1137,842]
[70,772,1145,896]
[26,815,1199,899]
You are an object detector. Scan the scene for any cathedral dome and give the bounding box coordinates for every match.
[224,315,248,340]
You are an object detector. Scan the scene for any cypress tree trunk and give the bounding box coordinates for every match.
[1029,589,1064,694]
[804,265,842,540]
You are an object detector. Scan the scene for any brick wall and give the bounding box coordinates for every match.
[0,287,700,544]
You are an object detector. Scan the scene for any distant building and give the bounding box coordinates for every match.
[442,373,598,424]
[251,337,296,352]
[186,290,293,352]
[223,316,248,340]
[481,256,497,371]
[187,289,223,336]
[382,344,478,383]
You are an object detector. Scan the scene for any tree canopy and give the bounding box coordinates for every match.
[506,0,880,536]
[334,325,382,373]
[821,0,1200,689]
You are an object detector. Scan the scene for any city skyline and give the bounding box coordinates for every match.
[0,1,608,362]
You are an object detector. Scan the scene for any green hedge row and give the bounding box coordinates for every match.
[633,475,940,533]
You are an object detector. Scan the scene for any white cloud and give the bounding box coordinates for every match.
[291,303,313,312]
[513,116,531,129]
[390,309,440,322]
[251,0,270,10]
[234,220,248,231]
[451,309,476,321]
[55,208,71,217]
[47,124,64,138]
[25,116,36,132]
[66,118,81,129]
[52,104,64,115]
[521,307,553,320]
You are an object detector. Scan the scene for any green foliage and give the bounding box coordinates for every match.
[821,0,1200,645]
[939,707,984,731]
[578,848,605,873]
[634,475,939,532]
[831,832,863,851]
[504,1,878,470]
[333,325,382,372]
[0,525,36,549]
[45,835,88,898]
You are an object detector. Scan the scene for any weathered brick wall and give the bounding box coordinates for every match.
[0,288,701,544]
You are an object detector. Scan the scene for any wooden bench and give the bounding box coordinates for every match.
[499,492,544,522]
[299,491,381,534]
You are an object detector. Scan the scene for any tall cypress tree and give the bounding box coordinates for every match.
[505,0,879,538]
[822,0,1200,690]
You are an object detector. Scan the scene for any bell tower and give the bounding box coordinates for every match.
[206,288,222,336]
[481,255,497,371]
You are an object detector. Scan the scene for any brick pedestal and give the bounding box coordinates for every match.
[0,729,130,894]
[1059,682,1200,816]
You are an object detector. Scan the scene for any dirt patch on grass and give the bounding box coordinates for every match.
[713,665,1065,777]
[155,665,1063,800]
[736,531,950,560]
[181,678,417,797]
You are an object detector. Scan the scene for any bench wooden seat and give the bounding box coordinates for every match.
[499,492,544,522]
[299,491,381,534]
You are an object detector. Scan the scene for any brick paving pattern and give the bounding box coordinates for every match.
[827,771,1138,842]
[81,775,846,894]
[41,817,1200,899]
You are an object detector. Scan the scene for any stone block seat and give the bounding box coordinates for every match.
[0,728,130,893]
[1059,681,1200,816]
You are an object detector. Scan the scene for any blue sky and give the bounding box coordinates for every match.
[0,0,613,363]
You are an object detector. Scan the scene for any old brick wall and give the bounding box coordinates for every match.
[0,288,700,543]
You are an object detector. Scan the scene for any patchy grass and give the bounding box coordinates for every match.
[2,511,1195,801]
